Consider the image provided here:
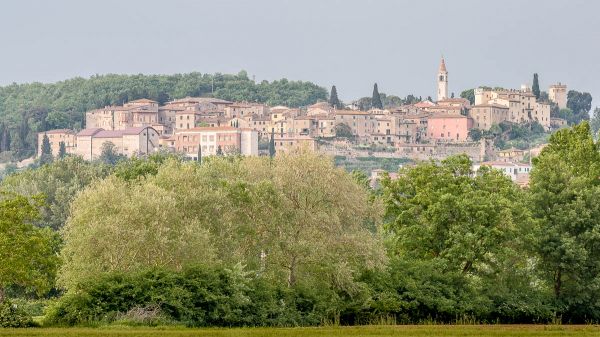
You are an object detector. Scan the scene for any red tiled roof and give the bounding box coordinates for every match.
[128,98,157,104]
[40,129,75,135]
[76,128,104,136]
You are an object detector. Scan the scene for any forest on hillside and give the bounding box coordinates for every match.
[0,71,328,161]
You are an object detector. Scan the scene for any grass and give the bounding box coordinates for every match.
[0,325,599,337]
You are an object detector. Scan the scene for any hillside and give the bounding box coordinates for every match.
[0,71,327,160]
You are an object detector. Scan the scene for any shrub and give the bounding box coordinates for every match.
[0,299,35,327]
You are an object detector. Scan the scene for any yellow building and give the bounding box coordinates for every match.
[549,83,567,109]
[37,129,77,157]
[468,104,509,130]
[273,136,318,154]
[75,126,159,161]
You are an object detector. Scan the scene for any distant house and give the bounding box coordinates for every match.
[75,126,159,160]
[170,126,258,160]
[496,148,525,162]
[37,129,77,157]
[427,114,472,142]
[473,161,531,182]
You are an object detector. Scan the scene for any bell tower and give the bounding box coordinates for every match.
[437,57,448,101]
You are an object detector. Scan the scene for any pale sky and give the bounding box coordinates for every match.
[0,0,598,106]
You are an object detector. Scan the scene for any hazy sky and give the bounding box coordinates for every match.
[1,0,599,105]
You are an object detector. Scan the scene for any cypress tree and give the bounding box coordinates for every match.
[40,133,53,165]
[329,85,341,109]
[0,124,7,152]
[269,129,276,158]
[532,73,541,99]
[58,141,66,159]
[197,142,202,164]
[372,83,383,109]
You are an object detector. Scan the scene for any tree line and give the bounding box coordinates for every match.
[1,122,600,326]
[0,71,328,161]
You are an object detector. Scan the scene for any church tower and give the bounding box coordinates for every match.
[437,57,448,101]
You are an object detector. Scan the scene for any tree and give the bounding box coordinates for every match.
[380,155,542,321]
[567,90,593,124]
[372,83,383,109]
[460,89,475,105]
[529,122,600,322]
[329,85,341,109]
[468,128,483,141]
[58,141,67,159]
[98,141,125,165]
[0,192,59,301]
[334,123,353,138]
[355,97,372,111]
[59,174,215,289]
[0,125,10,153]
[590,107,600,138]
[197,141,202,164]
[269,129,276,158]
[59,153,384,292]
[1,156,111,230]
[382,155,531,274]
[39,134,53,165]
[532,73,540,99]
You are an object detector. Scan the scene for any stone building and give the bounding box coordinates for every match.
[37,129,77,157]
[427,114,472,141]
[74,126,159,161]
[170,126,258,159]
[468,104,510,130]
[549,83,567,109]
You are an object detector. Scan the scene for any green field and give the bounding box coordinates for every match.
[0,326,599,337]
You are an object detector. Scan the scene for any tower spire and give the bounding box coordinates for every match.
[437,57,448,101]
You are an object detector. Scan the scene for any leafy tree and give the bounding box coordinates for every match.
[468,128,483,141]
[329,85,341,109]
[39,134,53,165]
[372,83,383,109]
[59,152,384,292]
[45,111,71,130]
[460,89,475,105]
[58,141,66,159]
[355,97,372,111]
[59,173,216,289]
[532,73,540,99]
[0,192,59,301]
[114,152,180,182]
[529,122,600,322]
[98,141,125,165]
[567,90,593,123]
[590,107,600,138]
[382,155,532,274]
[381,155,543,321]
[335,123,354,138]
[403,94,421,105]
[1,156,111,229]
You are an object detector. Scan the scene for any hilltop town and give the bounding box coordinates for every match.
[35,59,571,186]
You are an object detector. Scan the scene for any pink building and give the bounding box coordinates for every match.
[427,114,472,142]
